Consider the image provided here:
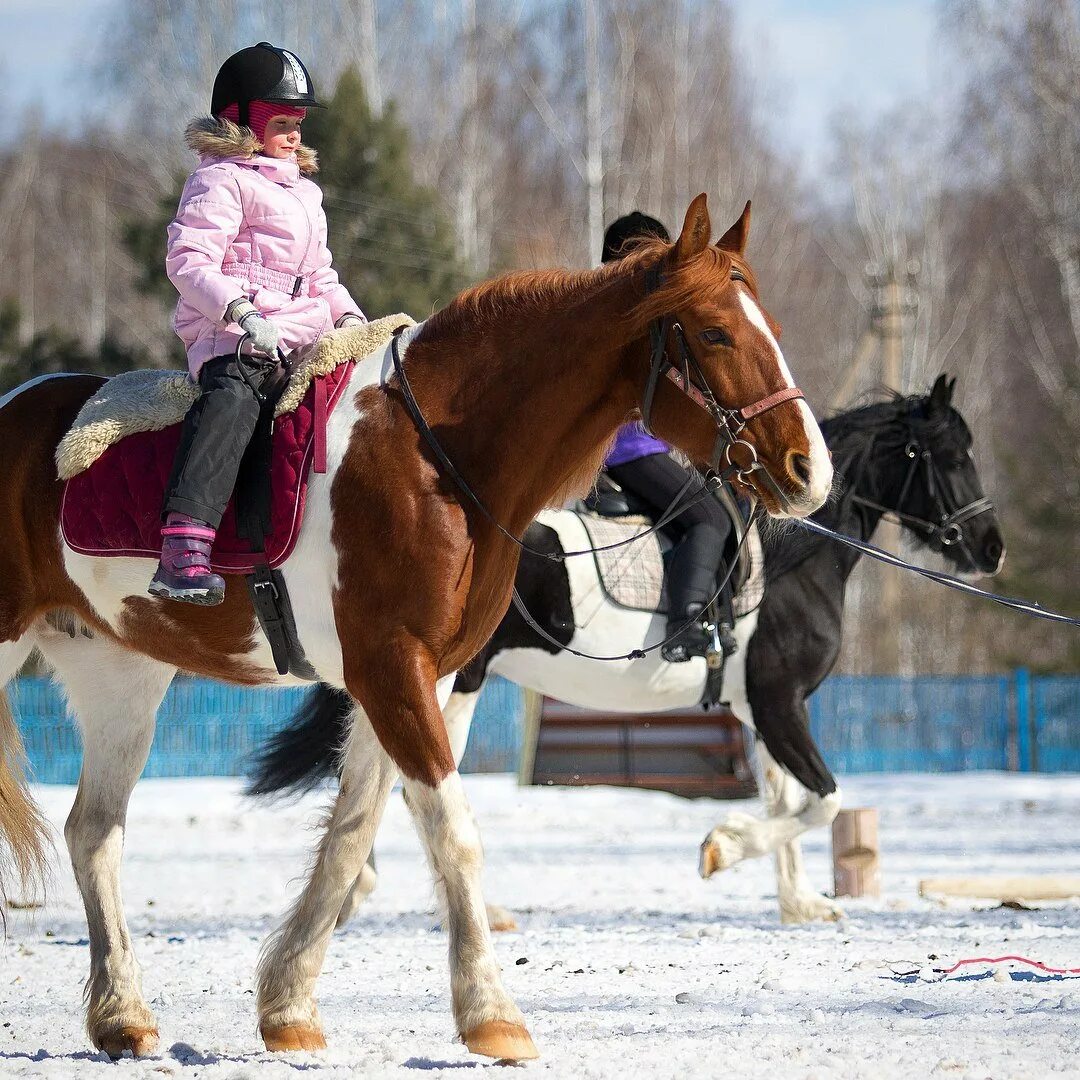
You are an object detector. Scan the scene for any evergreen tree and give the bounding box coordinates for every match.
[0,300,148,394]
[304,67,466,317]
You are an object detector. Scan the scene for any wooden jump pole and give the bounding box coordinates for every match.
[832,807,880,898]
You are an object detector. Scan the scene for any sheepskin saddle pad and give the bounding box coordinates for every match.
[58,314,414,574]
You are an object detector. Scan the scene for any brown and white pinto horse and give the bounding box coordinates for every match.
[0,196,830,1061]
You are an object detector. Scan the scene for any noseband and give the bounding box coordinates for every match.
[639,265,805,483]
[849,437,995,556]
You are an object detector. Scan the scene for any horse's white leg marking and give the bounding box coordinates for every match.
[0,635,35,685]
[443,689,481,764]
[402,768,531,1047]
[257,705,398,1046]
[333,857,379,930]
[36,626,176,1056]
[700,739,842,924]
[334,689,520,933]
[755,743,843,924]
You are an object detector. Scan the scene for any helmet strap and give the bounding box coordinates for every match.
[238,100,250,128]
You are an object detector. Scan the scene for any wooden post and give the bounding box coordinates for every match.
[832,807,880,898]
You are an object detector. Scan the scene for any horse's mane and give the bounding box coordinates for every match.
[419,238,759,341]
[415,236,761,508]
[821,389,952,459]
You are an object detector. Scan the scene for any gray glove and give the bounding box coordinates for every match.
[225,298,280,356]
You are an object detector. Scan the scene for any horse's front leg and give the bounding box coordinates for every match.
[699,737,842,924]
[37,629,176,1058]
[257,704,398,1050]
[757,744,844,924]
[335,687,516,934]
[368,654,534,1061]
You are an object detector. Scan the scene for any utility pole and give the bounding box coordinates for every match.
[835,260,919,673]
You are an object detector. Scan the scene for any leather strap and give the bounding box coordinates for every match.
[314,376,328,474]
[736,386,805,422]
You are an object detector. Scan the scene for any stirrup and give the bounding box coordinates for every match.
[661,616,710,664]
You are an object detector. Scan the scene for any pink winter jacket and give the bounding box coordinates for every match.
[167,118,364,376]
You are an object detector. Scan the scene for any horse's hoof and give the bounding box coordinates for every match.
[780,894,844,925]
[462,1021,539,1061]
[94,1025,159,1059]
[486,903,519,932]
[699,837,723,878]
[260,1023,327,1052]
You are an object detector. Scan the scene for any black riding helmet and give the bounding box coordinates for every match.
[601,212,670,263]
[211,42,324,127]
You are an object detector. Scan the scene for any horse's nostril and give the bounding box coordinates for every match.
[985,539,1003,564]
[787,452,812,488]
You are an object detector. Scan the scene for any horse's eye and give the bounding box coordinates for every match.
[702,328,733,348]
[731,269,747,284]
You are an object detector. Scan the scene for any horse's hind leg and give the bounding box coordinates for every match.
[257,702,398,1051]
[37,625,176,1058]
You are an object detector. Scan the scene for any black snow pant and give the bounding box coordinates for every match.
[607,452,732,622]
[163,353,279,529]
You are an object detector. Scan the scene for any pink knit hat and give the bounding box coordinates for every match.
[218,100,306,145]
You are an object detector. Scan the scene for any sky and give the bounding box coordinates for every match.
[1,0,942,179]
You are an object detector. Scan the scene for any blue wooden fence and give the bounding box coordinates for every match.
[9,669,1080,785]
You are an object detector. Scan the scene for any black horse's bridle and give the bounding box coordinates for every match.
[846,436,995,559]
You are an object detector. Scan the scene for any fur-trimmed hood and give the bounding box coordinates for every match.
[184,116,318,175]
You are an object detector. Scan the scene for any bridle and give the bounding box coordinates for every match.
[639,265,806,487]
[845,433,995,561]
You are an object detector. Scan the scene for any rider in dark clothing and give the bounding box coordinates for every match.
[601,212,734,663]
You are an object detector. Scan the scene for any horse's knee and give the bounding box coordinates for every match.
[407,774,483,878]
[804,788,841,827]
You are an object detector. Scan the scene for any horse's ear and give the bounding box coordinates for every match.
[929,373,954,412]
[673,193,711,264]
[716,200,752,256]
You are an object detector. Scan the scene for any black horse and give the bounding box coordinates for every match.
[250,375,1005,924]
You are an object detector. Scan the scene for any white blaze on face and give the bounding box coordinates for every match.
[736,289,832,511]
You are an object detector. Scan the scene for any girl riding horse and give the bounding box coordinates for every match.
[150,42,365,605]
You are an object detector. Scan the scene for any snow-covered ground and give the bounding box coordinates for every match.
[2,773,1078,1079]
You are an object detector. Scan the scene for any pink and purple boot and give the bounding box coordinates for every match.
[148,513,226,605]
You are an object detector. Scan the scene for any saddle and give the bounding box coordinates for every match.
[575,475,764,708]
[577,474,764,620]
[57,315,415,676]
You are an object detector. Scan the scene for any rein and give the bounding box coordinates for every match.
[390,331,724,561]
[795,430,1080,627]
[793,516,1080,628]
[389,261,805,564]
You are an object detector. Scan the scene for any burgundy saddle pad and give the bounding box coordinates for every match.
[61,362,355,574]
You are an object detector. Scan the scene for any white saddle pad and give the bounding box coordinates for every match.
[576,503,765,619]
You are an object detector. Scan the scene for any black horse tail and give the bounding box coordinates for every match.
[246,683,352,798]
[754,712,838,798]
